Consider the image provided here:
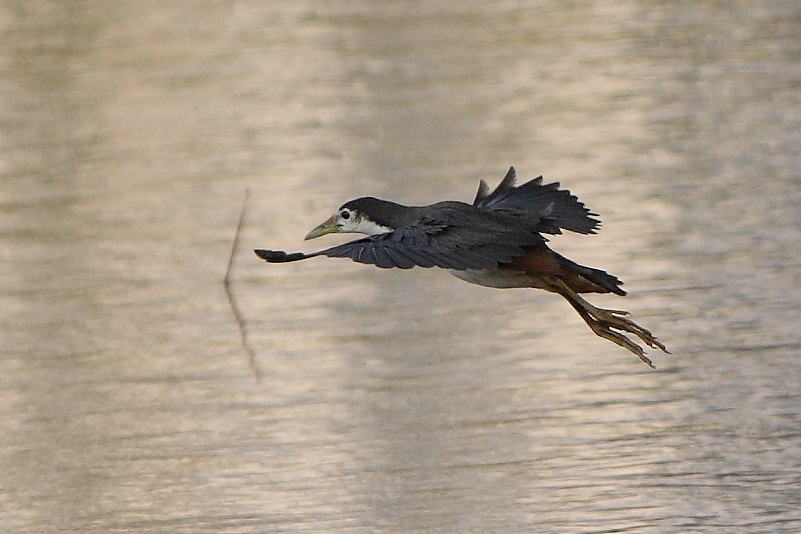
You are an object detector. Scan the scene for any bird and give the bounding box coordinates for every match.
[255,167,667,367]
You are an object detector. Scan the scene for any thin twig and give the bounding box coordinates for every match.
[224,189,261,381]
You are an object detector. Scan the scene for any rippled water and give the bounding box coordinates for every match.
[2,2,801,532]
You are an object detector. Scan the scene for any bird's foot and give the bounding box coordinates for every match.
[543,275,669,367]
[584,305,669,368]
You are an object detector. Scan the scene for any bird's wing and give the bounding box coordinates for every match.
[255,203,544,270]
[473,166,601,235]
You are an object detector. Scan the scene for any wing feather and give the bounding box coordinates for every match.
[282,202,543,270]
[256,167,598,271]
[474,166,601,234]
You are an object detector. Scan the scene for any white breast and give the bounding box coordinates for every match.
[448,268,550,290]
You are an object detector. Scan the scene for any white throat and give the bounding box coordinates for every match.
[352,218,393,236]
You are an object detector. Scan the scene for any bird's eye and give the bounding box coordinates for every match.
[340,210,350,220]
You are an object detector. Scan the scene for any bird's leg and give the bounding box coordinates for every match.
[541,276,668,367]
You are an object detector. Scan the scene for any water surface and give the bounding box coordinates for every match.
[2,2,801,532]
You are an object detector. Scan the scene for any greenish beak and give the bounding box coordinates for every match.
[304,216,340,240]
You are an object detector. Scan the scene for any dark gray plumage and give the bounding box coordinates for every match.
[255,166,668,366]
[260,201,542,270]
[473,167,600,235]
[257,167,595,271]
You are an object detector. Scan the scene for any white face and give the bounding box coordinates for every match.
[335,208,392,235]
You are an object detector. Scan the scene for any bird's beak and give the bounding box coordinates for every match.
[304,216,340,240]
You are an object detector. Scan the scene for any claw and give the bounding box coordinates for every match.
[585,320,655,368]
[542,275,668,367]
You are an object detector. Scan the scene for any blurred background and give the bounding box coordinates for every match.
[2,1,800,532]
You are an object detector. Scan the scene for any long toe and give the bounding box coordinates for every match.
[592,308,669,355]
[587,321,656,368]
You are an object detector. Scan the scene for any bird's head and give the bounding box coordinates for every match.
[304,197,396,240]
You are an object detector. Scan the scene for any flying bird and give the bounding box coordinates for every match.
[255,167,667,367]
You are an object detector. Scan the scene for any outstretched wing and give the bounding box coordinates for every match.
[255,203,544,270]
[473,166,600,235]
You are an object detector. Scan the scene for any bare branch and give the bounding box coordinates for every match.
[225,189,261,381]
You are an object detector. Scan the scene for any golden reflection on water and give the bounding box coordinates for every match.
[2,1,801,533]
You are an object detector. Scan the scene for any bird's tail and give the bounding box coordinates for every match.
[558,255,627,296]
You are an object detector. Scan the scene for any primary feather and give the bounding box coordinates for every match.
[308,202,543,270]
[474,167,600,235]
